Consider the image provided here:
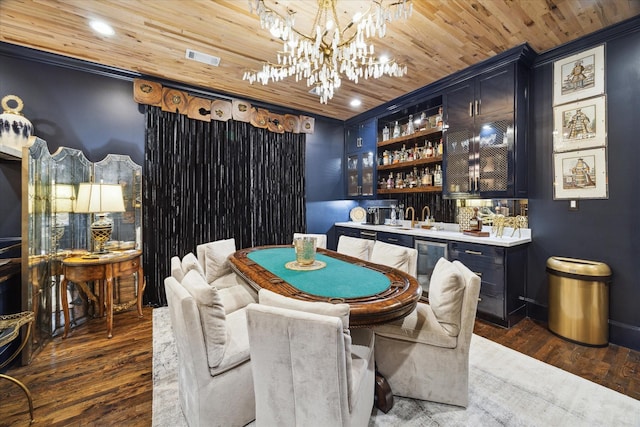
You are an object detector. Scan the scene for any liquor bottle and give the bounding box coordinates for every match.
[426,141,434,157]
[407,114,415,134]
[393,121,401,138]
[382,150,390,165]
[421,167,433,186]
[386,173,394,189]
[469,207,483,231]
[395,172,404,189]
[436,107,443,128]
[433,165,442,186]
[413,143,420,160]
[382,125,390,141]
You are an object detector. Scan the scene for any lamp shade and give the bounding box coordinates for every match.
[74,183,126,214]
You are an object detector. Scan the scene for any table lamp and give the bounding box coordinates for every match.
[74,182,126,254]
[52,182,76,249]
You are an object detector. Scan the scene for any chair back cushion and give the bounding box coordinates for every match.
[258,288,350,329]
[428,257,465,336]
[370,240,415,275]
[337,235,374,261]
[197,238,237,284]
[182,252,206,279]
[180,270,227,367]
[170,256,185,282]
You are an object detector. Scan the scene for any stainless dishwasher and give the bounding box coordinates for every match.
[414,238,448,296]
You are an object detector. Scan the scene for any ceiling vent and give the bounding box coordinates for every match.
[185,49,220,67]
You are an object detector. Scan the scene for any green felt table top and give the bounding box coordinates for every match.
[247,247,390,298]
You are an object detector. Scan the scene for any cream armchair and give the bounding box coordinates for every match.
[246,289,375,427]
[373,258,481,407]
[164,271,255,427]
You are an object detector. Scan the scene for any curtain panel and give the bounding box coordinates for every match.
[143,106,306,305]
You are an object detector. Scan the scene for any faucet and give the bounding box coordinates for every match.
[405,206,416,228]
[422,206,431,224]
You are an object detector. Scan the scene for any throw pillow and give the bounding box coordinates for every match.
[337,236,373,261]
[181,269,227,368]
[197,238,236,284]
[170,256,185,282]
[182,252,205,279]
[428,257,465,336]
[370,240,411,274]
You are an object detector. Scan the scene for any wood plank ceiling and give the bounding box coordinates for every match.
[1,0,638,120]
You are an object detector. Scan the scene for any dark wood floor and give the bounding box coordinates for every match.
[1,307,638,426]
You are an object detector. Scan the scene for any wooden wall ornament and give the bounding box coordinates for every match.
[187,97,212,122]
[232,99,252,122]
[211,99,232,121]
[299,115,315,134]
[250,108,269,129]
[133,79,162,106]
[267,113,285,134]
[161,88,189,114]
[284,114,301,133]
[132,81,313,133]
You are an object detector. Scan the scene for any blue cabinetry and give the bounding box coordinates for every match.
[448,241,527,327]
[345,119,376,198]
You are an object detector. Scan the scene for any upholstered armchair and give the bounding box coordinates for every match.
[373,258,480,407]
[246,289,375,427]
[164,271,255,427]
[292,233,327,249]
[336,235,374,261]
[369,240,418,278]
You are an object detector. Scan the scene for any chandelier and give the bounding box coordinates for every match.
[244,0,413,104]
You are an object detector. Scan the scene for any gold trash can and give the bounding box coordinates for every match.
[547,257,611,346]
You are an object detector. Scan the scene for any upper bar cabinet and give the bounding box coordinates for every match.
[443,55,530,199]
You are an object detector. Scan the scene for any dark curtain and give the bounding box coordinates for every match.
[142,106,306,305]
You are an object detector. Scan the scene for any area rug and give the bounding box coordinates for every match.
[152,307,640,426]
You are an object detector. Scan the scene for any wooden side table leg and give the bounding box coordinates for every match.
[106,276,113,339]
[61,277,70,339]
[136,262,144,318]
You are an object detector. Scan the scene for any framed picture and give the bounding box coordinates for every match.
[553,96,606,152]
[553,147,607,199]
[553,45,604,106]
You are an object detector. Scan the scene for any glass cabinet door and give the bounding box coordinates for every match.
[347,154,360,197]
[361,151,374,196]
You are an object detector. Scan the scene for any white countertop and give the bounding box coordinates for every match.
[335,221,531,247]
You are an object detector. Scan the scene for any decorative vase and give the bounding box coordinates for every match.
[0,95,33,157]
[458,207,474,231]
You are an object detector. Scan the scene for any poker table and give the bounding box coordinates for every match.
[228,245,421,327]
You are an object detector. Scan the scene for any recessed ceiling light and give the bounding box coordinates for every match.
[350,99,362,107]
[89,20,115,36]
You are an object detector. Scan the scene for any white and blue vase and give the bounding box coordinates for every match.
[0,94,33,158]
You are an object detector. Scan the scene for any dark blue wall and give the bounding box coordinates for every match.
[0,52,145,237]
[527,22,640,349]
[304,117,357,245]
